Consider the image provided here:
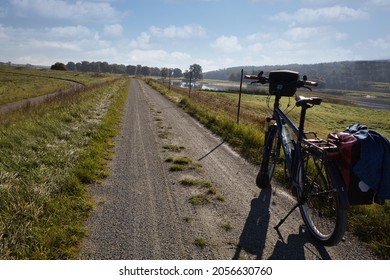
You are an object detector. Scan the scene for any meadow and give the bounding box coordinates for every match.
[0,66,119,106]
[0,67,129,259]
[147,78,390,259]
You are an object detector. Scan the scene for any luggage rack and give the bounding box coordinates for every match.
[302,138,340,160]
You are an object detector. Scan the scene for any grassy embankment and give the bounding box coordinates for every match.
[0,68,129,259]
[0,66,118,106]
[146,78,390,259]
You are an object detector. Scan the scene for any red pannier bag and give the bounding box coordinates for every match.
[327,132,375,205]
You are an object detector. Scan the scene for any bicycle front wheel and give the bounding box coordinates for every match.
[256,125,281,188]
[297,152,347,246]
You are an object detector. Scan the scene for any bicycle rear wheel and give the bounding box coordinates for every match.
[256,125,281,188]
[297,152,347,246]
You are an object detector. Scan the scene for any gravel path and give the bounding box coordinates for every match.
[80,79,378,260]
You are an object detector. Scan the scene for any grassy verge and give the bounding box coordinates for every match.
[146,78,390,259]
[0,77,129,259]
[0,66,119,106]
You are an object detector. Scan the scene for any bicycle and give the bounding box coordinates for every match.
[245,70,348,246]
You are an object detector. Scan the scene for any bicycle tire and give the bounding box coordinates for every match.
[297,151,347,246]
[256,125,281,188]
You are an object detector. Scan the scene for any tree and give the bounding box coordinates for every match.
[50,62,67,71]
[161,67,170,79]
[126,65,136,75]
[190,64,203,80]
[66,61,76,71]
[172,68,182,78]
[141,66,150,76]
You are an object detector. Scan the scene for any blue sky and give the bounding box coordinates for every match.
[1,0,389,72]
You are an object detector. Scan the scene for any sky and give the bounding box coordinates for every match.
[1,0,389,72]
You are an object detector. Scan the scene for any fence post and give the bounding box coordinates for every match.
[237,69,243,124]
[189,71,192,98]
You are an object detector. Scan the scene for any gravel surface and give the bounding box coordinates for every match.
[80,79,378,260]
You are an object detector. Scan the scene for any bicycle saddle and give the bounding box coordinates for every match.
[295,96,322,107]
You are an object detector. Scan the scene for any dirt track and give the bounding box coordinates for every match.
[80,78,378,260]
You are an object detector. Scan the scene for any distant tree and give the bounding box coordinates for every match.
[190,64,203,80]
[150,67,161,77]
[229,72,242,82]
[51,62,67,71]
[161,67,170,79]
[100,61,111,73]
[66,61,76,71]
[126,65,136,75]
[172,68,182,78]
[141,66,150,76]
[136,65,142,75]
[80,61,91,72]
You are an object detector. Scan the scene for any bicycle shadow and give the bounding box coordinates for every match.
[232,187,272,260]
[233,187,332,260]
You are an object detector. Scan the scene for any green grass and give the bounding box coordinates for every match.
[167,156,202,172]
[172,157,192,165]
[146,78,390,259]
[0,66,120,106]
[0,72,70,105]
[180,178,212,188]
[169,164,187,171]
[162,144,185,152]
[221,223,232,231]
[0,76,129,259]
[188,194,210,205]
[194,237,207,248]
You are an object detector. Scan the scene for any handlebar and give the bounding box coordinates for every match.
[245,71,318,90]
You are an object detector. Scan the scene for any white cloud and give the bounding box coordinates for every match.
[30,39,80,51]
[355,36,390,52]
[211,35,243,53]
[46,25,94,39]
[126,49,192,69]
[149,24,206,39]
[270,5,369,23]
[284,27,320,41]
[247,32,273,42]
[129,32,151,49]
[103,24,123,38]
[128,24,206,50]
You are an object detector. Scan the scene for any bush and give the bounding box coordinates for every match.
[51,62,67,71]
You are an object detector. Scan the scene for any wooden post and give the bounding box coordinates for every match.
[189,71,192,98]
[237,69,243,124]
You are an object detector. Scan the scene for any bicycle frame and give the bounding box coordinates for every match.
[268,95,306,185]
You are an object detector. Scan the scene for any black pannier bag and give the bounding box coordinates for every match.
[268,70,299,97]
[328,132,375,205]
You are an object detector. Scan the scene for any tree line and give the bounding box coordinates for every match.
[48,61,204,80]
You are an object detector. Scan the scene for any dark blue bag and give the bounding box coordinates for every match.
[344,124,390,204]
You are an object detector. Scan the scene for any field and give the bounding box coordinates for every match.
[147,78,390,259]
[0,66,119,106]
[0,67,129,259]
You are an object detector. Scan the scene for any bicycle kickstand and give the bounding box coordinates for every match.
[274,203,300,230]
